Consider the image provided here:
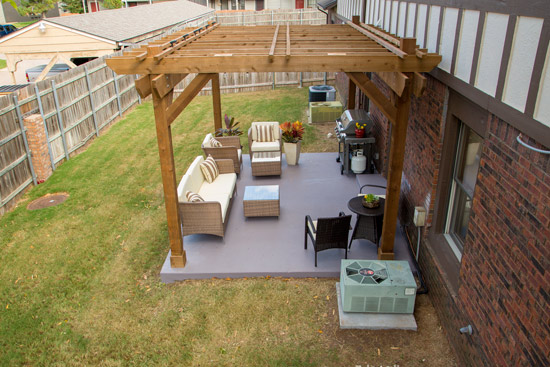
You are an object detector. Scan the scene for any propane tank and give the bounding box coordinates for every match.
[351,150,367,174]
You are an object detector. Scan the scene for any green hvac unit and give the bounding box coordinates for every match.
[309,101,343,123]
[340,260,417,314]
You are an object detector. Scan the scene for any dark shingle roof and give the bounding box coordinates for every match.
[46,0,213,43]
[317,0,337,10]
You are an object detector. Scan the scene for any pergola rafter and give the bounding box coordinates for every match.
[106,18,441,268]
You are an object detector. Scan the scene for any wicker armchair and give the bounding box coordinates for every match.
[304,212,352,267]
[201,133,243,174]
[247,122,282,155]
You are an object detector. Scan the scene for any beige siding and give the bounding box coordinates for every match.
[0,26,116,54]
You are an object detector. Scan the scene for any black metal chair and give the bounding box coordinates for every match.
[304,212,352,267]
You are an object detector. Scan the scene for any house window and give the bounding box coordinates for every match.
[444,122,482,260]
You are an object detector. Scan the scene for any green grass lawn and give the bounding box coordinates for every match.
[0,88,456,366]
[0,59,6,69]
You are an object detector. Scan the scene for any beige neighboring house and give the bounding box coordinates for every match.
[0,0,213,83]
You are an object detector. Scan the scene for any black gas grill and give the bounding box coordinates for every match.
[334,110,375,174]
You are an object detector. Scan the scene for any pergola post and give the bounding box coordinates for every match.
[348,78,356,110]
[378,81,411,260]
[212,73,222,133]
[151,84,186,268]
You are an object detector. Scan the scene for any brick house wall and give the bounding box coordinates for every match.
[338,72,550,366]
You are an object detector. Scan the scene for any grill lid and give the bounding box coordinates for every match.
[337,109,373,135]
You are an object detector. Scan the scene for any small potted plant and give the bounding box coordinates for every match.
[216,114,243,136]
[355,122,366,138]
[280,120,304,165]
[362,193,380,208]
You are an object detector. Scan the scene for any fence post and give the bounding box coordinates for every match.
[112,70,123,117]
[272,72,275,89]
[271,10,274,25]
[300,72,303,88]
[34,85,55,171]
[300,8,303,24]
[324,72,327,84]
[84,65,100,137]
[13,95,37,185]
[51,80,70,162]
[242,12,245,25]
[136,75,142,104]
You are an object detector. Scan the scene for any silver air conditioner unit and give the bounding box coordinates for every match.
[340,260,417,313]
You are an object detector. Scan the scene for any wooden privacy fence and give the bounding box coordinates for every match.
[0,54,140,214]
[212,8,326,26]
[174,71,335,95]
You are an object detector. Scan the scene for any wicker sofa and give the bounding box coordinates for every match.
[177,156,237,237]
[201,133,243,174]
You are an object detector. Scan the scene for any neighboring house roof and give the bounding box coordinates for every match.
[317,0,337,10]
[45,0,213,43]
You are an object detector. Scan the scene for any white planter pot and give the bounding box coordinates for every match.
[284,141,301,165]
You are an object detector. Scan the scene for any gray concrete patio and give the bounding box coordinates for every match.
[161,152,416,282]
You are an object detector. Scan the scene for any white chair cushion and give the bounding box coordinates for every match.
[251,141,280,152]
[198,173,236,198]
[177,156,205,201]
[202,133,213,147]
[237,149,242,161]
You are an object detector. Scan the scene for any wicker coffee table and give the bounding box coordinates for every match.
[250,151,281,176]
[243,185,280,217]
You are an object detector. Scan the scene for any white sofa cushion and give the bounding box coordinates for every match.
[251,122,280,141]
[251,141,280,152]
[198,173,236,199]
[201,193,231,222]
[177,156,205,202]
[238,149,242,161]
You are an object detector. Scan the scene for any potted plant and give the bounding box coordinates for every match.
[362,193,380,208]
[216,114,243,136]
[355,122,366,138]
[279,120,304,165]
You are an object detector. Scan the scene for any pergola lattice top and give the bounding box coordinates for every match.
[107,22,441,74]
[106,20,442,269]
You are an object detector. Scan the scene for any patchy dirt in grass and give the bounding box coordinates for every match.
[27,192,69,210]
[321,293,458,367]
[304,121,340,153]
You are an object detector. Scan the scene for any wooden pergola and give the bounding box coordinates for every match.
[106,17,441,268]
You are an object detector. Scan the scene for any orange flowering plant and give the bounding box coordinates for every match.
[279,120,304,143]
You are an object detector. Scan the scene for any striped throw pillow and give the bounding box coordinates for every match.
[210,137,222,147]
[255,124,274,142]
[185,191,204,203]
[199,155,219,183]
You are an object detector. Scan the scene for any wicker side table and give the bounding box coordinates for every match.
[251,151,281,176]
[243,185,280,217]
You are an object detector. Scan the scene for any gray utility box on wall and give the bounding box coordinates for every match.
[340,260,417,314]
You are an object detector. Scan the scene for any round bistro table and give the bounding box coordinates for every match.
[347,196,385,249]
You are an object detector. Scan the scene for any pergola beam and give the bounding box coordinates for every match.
[346,72,398,124]
[166,73,213,125]
[106,54,441,74]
